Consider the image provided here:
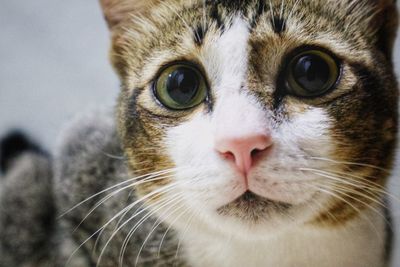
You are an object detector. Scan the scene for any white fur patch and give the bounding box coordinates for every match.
[181,207,386,267]
[200,17,250,93]
[250,108,333,205]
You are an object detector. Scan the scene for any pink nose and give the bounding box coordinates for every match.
[215,134,272,176]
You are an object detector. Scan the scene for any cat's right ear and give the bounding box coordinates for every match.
[99,0,160,30]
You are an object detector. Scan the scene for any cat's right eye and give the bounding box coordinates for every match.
[154,64,208,110]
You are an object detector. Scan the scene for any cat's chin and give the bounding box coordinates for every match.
[216,191,292,223]
[206,190,319,239]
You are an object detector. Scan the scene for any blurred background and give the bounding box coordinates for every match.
[0,0,399,266]
[0,1,119,144]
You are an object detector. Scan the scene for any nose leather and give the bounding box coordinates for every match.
[215,134,272,177]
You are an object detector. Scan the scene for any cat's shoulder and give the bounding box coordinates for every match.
[55,108,119,162]
[54,108,128,210]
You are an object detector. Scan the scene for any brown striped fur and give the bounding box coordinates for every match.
[103,0,398,225]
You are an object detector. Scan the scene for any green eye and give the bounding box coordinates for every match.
[154,64,208,110]
[286,50,340,97]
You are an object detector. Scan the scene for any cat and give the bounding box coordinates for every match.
[0,0,398,266]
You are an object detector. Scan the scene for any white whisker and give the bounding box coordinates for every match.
[308,156,390,173]
[58,167,185,218]
[300,167,400,203]
[279,0,285,20]
[116,194,185,267]
[66,180,186,266]
[268,0,276,28]
[133,197,188,267]
[310,183,384,238]
[73,173,177,232]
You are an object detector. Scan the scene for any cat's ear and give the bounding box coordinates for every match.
[373,0,398,58]
[99,0,160,29]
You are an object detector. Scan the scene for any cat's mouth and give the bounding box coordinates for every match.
[216,191,292,222]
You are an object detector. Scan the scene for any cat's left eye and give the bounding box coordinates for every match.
[154,64,208,110]
[285,50,340,97]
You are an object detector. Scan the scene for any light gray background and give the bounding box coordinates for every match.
[0,1,399,266]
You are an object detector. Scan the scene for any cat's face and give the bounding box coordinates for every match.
[102,0,398,237]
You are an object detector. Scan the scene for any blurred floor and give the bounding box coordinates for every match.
[0,0,399,266]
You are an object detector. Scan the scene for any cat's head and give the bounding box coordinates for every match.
[101,0,398,237]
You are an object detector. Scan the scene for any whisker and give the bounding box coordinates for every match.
[314,179,385,209]
[66,180,186,266]
[307,184,377,229]
[307,195,340,224]
[311,183,388,237]
[96,179,190,266]
[301,168,384,192]
[174,205,198,260]
[308,156,390,173]
[327,169,385,187]
[73,173,177,232]
[156,203,195,258]
[113,169,207,231]
[268,0,276,29]
[100,150,126,160]
[133,197,188,267]
[58,168,182,218]
[300,168,400,203]
[115,194,185,267]
[94,179,188,250]
[279,0,285,20]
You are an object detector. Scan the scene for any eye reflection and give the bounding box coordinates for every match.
[154,64,207,110]
[286,50,340,97]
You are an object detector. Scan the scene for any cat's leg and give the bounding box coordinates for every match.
[0,132,93,267]
[0,132,54,266]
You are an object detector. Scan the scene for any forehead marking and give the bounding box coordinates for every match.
[271,16,286,34]
[194,1,289,49]
[209,17,250,95]
[193,25,207,46]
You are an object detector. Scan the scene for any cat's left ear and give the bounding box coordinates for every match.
[99,0,160,30]
[373,0,398,58]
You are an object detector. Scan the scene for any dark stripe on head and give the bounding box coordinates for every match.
[271,17,286,34]
[193,25,207,46]
[250,0,267,28]
[209,0,251,11]
[208,1,225,32]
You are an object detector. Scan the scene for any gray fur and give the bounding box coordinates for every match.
[0,152,54,266]
[0,110,186,267]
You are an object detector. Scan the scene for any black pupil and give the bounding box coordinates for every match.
[166,67,199,105]
[292,54,332,93]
